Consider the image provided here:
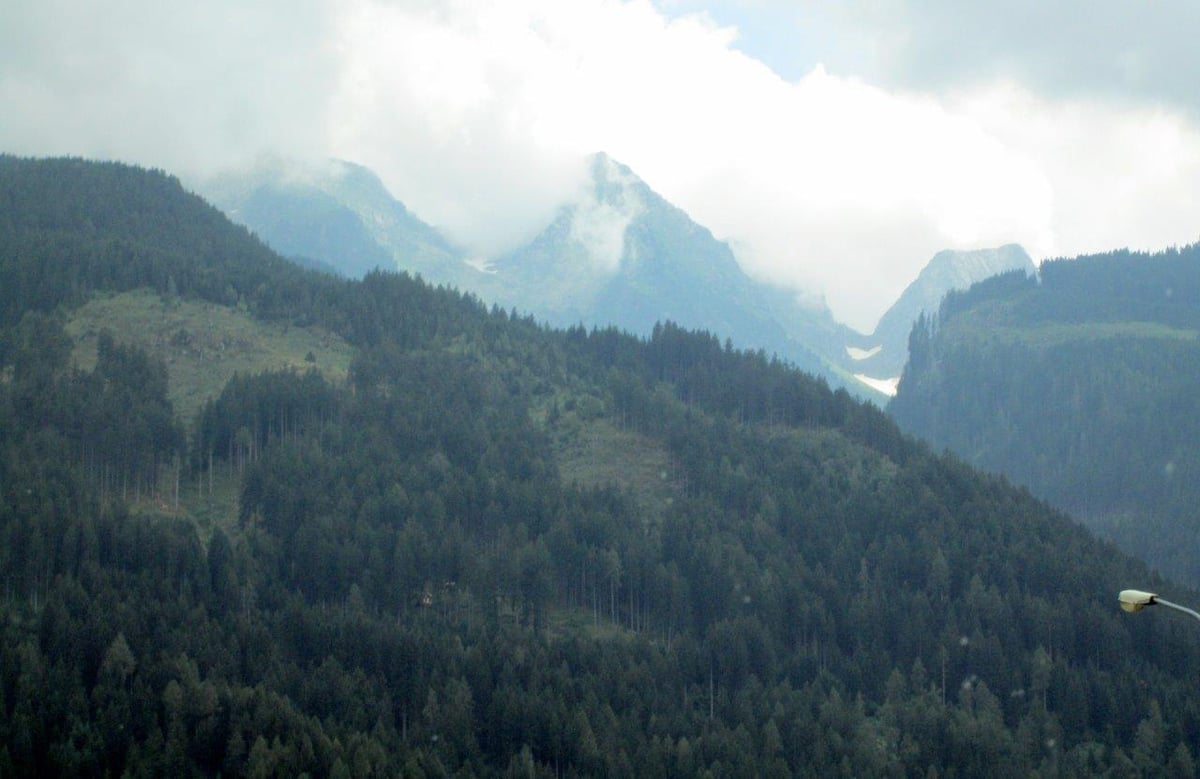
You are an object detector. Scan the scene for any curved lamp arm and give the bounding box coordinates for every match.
[1119,589,1200,624]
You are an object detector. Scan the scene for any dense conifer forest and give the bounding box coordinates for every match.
[892,246,1200,589]
[3,155,1200,776]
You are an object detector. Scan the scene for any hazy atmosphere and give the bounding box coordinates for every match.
[3,0,1198,330]
[8,4,1200,775]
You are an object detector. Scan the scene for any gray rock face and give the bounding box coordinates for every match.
[853,245,1035,380]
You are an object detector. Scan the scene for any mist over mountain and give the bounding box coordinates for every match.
[200,153,863,394]
[193,157,1070,410]
[197,158,467,283]
[485,154,846,381]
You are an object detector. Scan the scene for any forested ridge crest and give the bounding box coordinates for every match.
[893,242,1200,591]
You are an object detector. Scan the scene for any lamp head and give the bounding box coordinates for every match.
[1119,589,1158,613]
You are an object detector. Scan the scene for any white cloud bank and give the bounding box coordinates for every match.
[3,0,1200,331]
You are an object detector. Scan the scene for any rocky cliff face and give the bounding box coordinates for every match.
[853,244,1035,382]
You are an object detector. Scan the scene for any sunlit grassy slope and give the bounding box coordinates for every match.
[65,289,688,544]
[553,414,679,525]
[943,301,1199,350]
[65,288,354,422]
[62,289,353,536]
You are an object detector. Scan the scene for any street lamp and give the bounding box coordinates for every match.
[1119,590,1200,623]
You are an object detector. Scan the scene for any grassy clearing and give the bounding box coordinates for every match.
[65,289,348,544]
[66,288,355,422]
[550,410,679,525]
[544,605,638,643]
[948,318,1198,350]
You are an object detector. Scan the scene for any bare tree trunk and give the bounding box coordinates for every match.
[709,662,715,720]
[629,585,635,631]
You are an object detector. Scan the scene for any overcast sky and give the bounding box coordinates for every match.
[3,0,1199,331]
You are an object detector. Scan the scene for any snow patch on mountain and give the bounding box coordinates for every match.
[846,345,882,361]
[854,374,899,397]
[464,256,496,274]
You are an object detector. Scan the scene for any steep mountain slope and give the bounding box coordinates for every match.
[852,245,1035,389]
[761,283,863,369]
[483,153,839,381]
[196,157,466,283]
[890,245,1200,586]
[9,155,1200,775]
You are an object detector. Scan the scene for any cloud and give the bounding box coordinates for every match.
[2,0,1199,332]
[0,0,339,176]
[682,1,1200,119]
[953,82,1200,261]
[326,0,599,254]
[630,65,1057,330]
[835,0,1200,117]
[324,0,1063,329]
[568,156,645,272]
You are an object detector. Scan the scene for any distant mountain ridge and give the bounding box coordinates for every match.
[482,154,834,379]
[198,158,466,283]
[197,153,859,392]
[851,245,1036,386]
[195,155,1034,401]
[889,243,1200,586]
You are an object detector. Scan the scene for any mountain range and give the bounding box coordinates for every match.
[199,149,1200,596]
[199,157,464,283]
[196,155,1031,401]
[4,153,1200,776]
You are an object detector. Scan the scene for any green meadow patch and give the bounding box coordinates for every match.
[66,288,354,421]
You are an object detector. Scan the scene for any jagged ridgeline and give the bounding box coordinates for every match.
[891,248,1200,590]
[2,154,1199,776]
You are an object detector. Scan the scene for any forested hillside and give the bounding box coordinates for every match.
[3,155,1200,776]
[891,246,1200,589]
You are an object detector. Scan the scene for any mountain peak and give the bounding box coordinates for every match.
[584,151,648,200]
[564,153,648,271]
[588,150,621,175]
[877,245,1035,338]
[192,156,462,281]
[845,245,1035,384]
[920,244,1034,293]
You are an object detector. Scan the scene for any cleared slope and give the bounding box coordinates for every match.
[66,288,354,421]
